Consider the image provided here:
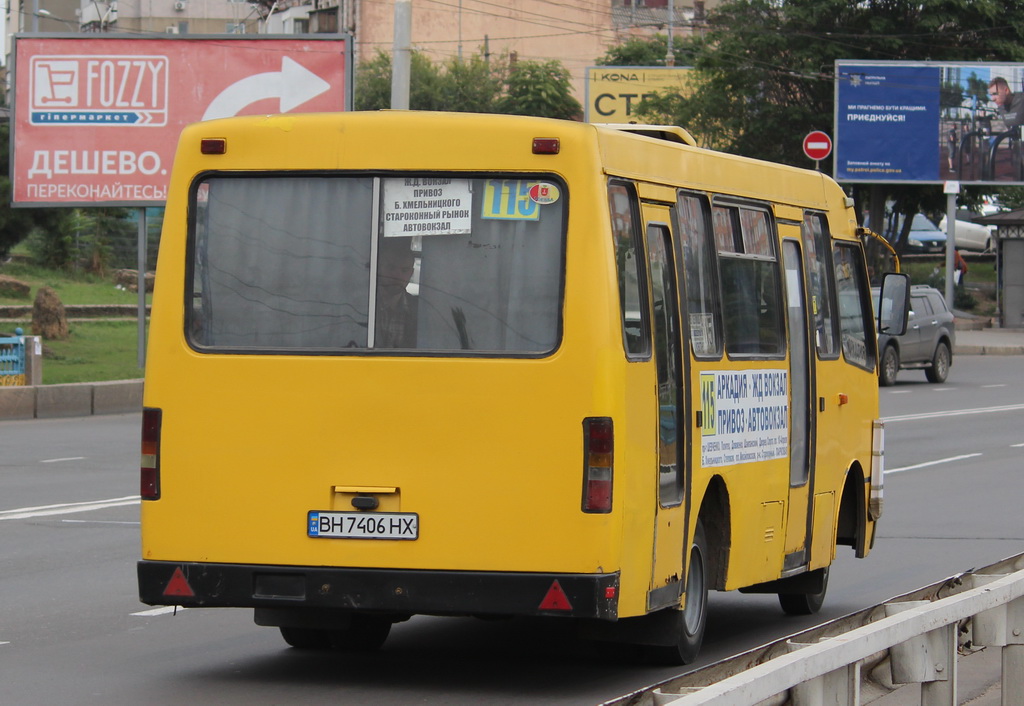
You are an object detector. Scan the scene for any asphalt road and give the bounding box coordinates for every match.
[1,355,1022,705]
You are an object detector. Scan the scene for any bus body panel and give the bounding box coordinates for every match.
[140,112,883,654]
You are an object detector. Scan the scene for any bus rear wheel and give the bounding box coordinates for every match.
[778,566,829,616]
[329,614,392,652]
[647,519,709,665]
[279,626,333,650]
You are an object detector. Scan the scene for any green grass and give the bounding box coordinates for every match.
[903,255,996,285]
[0,261,149,306]
[1,261,148,383]
[40,321,146,384]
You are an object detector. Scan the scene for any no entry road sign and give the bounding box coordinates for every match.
[803,130,833,162]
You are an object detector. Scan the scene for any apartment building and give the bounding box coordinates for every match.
[6,0,718,101]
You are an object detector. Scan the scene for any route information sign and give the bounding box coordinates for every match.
[12,35,352,207]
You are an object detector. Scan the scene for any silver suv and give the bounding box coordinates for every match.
[873,285,955,386]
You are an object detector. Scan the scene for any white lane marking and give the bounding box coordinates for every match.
[61,519,140,526]
[0,496,139,521]
[132,606,186,617]
[1012,443,1024,448]
[40,456,85,464]
[0,641,10,646]
[884,403,1024,423]
[885,453,983,475]
[983,384,1008,388]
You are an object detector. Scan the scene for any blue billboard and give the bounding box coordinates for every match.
[835,61,1024,185]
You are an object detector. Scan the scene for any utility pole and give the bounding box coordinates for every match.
[391,0,411,110]
[665,0,675,66]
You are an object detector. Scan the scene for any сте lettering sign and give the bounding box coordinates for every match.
[584,66,693,123]
[12,35,351,207]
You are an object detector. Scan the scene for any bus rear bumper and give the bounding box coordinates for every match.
[137,560,620,620]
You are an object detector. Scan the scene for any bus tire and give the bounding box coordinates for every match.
[329,614,392,652]
[279,626,333,650]
[879,344,899,386]
[647,519,709,665]
[778,566,829,616]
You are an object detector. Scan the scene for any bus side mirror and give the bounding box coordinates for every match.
[878,272,910,336]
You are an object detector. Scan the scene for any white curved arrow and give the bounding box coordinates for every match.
[202,57,331,121]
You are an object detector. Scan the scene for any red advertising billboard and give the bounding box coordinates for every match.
[11,35,352,206]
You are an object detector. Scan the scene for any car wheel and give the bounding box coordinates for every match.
[926,341,951,383]
[879,345,899,386]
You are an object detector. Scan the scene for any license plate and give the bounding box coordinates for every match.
[307,511,418,540]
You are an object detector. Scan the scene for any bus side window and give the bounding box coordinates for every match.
[608,181,650,359]
[675,192,721,358]
[714,203,784,356]
[832,243,876,370]
[801,212,839,359]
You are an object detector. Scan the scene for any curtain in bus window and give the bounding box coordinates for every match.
[739,209,772,256]
[194,177,373,349]
[676,194,721,357]
[415,181,562,353]
[712,206,737,253]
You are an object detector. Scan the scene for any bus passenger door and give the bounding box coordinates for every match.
[781,238,815,572]
[644,214,688,610]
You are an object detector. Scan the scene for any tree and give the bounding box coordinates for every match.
[355,50,447,111]
[497,59,582,120]
[354,50,580,119]
[596,34,697,68]
[0,122,71,262]
[613,0,1024,254]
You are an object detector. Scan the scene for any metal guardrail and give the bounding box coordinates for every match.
[607,553,1024,706]
[0,329,26,386]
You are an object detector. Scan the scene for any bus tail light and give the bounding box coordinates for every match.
[141,407,162,500]
[869,419,884,520]
[583,417,613,513]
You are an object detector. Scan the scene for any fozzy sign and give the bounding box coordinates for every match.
[12,34,352,207]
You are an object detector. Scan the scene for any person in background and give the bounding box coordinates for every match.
[954,249,969,289]
[988,77,1024,129]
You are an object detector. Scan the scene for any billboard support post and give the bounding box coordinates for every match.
[944,181,959,310]
[137,208,147,369]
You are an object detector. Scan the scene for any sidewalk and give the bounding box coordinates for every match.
[954,318,1024,356]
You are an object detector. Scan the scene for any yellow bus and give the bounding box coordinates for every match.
[138,111,909,664]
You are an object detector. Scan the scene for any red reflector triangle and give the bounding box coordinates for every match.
[163,567,195,597]
[538,580,573,611]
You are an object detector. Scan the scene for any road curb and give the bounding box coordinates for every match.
[956,345,1024,356]
[0,379,143,420]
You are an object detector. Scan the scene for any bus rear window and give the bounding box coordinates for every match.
[187,175,565,355]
